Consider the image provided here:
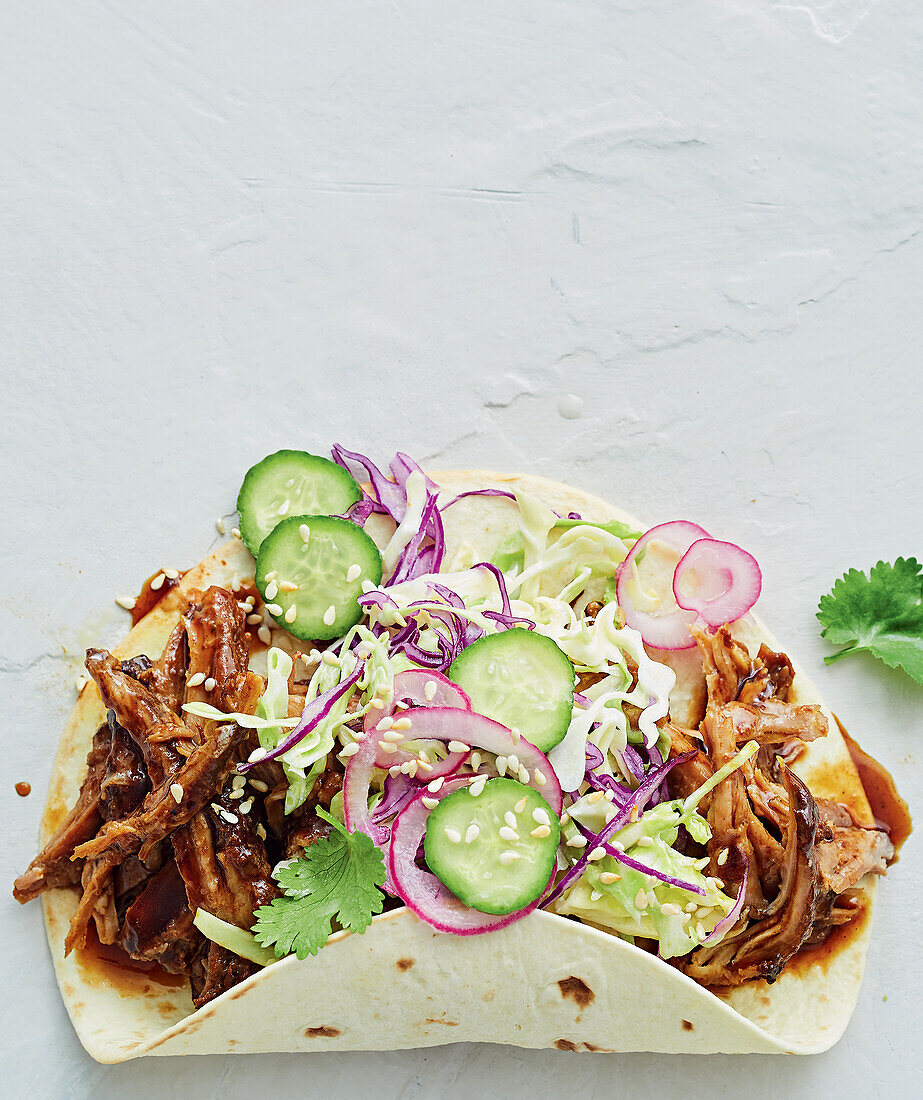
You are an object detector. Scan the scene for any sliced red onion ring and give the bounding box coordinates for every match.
[388,778,550,934]
[702,865,748,944]
[672,538,762,628]
[614,521,710,650]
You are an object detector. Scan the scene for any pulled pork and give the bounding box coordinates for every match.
[671,626,895,987]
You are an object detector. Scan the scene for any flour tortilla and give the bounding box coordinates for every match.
[39,471,878,1061]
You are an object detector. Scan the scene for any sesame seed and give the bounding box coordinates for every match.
[590,890,602,902]
[588,847,607,862]
[265,580,279,600]
[422,796,439,809]
[115,595,135,610]
[470,776,488,797]
[360,578,375,593]
[424,680,438,701]
[150,573,166,591]
[232,774,246,789]
[495,756,508,777]
[661,903,682,916]
[221,810,239,825]
[229,788,244,799]
[284,605,297,624]
[323,605,337,626]
[416,759,434,773]
[170,784,184,803]
[510,726,521,745]
[534,769,547,786]
[470,751,482,771]
[248,778,269,792]
[322,652,340,667]
[257,625,272,645]
[256,824,267,841]
[685,902,698,913]
[531,824,551,839]
[388,765,402,777]
[231,527,241,539]
[532,808,551,826]
[507,754,520,772]
[248,747,267,763]
[393,717,413,731]
[393,700,409,710]
[427,777,445,793]
[299,524,311,542]
[265,602,283,616]
[239,799,253,814]
[204,677,217,692]
[465,823,480,844]
[378,741,399,754]
[346,563,362,583]
[499,850,520,865]
[74,673,89,692]
[246,613,263,625]
[382,730,405,743]
[187,671,206,687]
[587,791,604,805]
[696,923,706,940]
[504,811,518,829]
[210,802,222,815]
[565,835,587,848]
[517,765,530,784]
[241,594,256,608]
[264,570,277,582]
[629,805,640,822]
[370,697,385,709]
[377,716,394,731]
[407,761,419,778]
[599,871,621,884]
[635,888,648,909]
[447,740,469,753]
[216,518,227,535]
[514,796,528,813]
[341,743,360,758]
[279,581,298,593]
[164,568,179,580]
[637,835,654,848]
[717,848,729,867]
[499,826,519,842]
[277,499,290,516]
[444,827,462,844]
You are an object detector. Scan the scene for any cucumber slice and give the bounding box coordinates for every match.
[237,450,361,556]
[424,778,560,914]
[448,628,575,753]
[255,515,382,641]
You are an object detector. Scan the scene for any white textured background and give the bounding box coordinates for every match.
[2,2,921,1096]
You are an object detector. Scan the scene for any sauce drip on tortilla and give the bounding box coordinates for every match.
[76,922,187,989]
[131,570,186,625]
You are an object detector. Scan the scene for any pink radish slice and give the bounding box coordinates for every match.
[672,538,762,627]
[615,520,711,650]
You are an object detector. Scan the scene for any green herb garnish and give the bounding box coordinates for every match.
[817,558,923,684]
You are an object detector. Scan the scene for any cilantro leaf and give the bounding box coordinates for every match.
[817,558,923,684]
[252,809,386,959]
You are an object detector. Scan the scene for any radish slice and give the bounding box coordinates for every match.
[388,778,549,934]
[362,670,472,775]
[672,539,762,627]
[615,521,710,650]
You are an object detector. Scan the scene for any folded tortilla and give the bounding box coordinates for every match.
[38,471,878,1061]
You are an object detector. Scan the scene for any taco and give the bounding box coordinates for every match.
[13,447,909,1062]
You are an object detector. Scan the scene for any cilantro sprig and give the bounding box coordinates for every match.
[252,808,386,960]
[817,558,923,685]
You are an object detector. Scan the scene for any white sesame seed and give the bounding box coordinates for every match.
[284,605,297,624]
[507,754,520,772]
[239,798,254,814]
[416,759,434,773]
[74,673,89,691]
[278,581,298,593]
[534,769,547,786]
[393,717,413,731]
[265,580,279,600]
[265,602,283,616]
[246,613,263,625]
[322,652,340,667]
[370,697,385,709]
[170,783,184,803]
[499,826,519,842]
[504,811,518,829]
[470,776,488,797]
[495,756,508,777]
[599,871,621,884]
[470,751,482,771]
[257,625,272,645]
[346,563,362,583]
[531,825,551,839]
[661,903,682,916]
[590,890,602,902]
[424,680,438,701]
[231,527,242,540]
[263,570,277,581]
[377,716,394,731]
[565,835,587,848]
[115,595,136,610]
[510,726,521,746]
[444,827,462,844]
[187,671,206,687]
[323,605,337,626]
[629,805,641,822]
[248,778,269,792]
[422,796,439,809]
[216,518,227,535]
[248,747,267,763]
[341,742,360,758]
[164,568,179,580]
[532,808,550,826]
[407,761,418,778]
[588,847,607,862]
[393,700,409,710]
[210,802,222,815]
[389,765,402,777]
[378,741,399,754]
[221,810,239,825]
[637,835,654,848]
[229,788,244,800]
[517,765,530,784]
[417,749,430,763]
[299,524,311,542]
[232,774,246,789]
[587,791,605,805]
[635,888,648,909]
[256,823,267,841]
[150,573,166,591]
[204,676,217,692]
[277,499,290,516]
[717,848,729,867]
[499,850,520,865]
[514,796,528,813]
[360,578,375,593]
[465,823,480,844]
[695,923,706,940]
[447,740,469,753]
[382,730,405,743]
[427,777,445,793]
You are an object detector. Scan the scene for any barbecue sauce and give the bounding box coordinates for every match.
[76,922,187,989]
[130,570,186,625]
